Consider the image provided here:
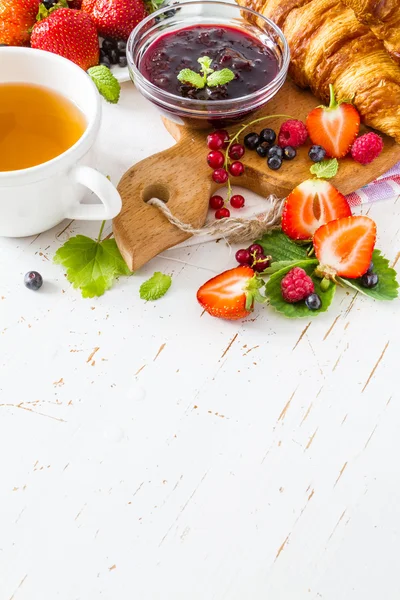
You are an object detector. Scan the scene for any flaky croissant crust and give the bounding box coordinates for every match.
[238,0,400,142]
[342,0,400,63]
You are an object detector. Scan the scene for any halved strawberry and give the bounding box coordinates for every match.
[197,266,262,320]
[282,179,352,240]
[306,85,360,158]
[313,216,376,279]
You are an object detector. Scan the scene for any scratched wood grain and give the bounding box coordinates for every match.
[0,83,399,600]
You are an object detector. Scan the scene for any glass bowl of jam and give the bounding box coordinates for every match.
[127,0,289,128]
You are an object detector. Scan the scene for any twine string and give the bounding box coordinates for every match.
[148,195,284,244]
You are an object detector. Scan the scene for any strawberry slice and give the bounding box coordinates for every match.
[197,266,263,320]
[306,85,360,158]
[282,179,352,240]
[313,216,376,278]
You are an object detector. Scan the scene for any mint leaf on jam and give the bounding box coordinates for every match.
[310,158,338,179]
[140,272,172,301]
[338,249,399,301]
[207,69,235,87]
[177,55,234,90]
[177,68,205,89]
[87,65,121,104]
[265,260,336,318]
[54,221,132,298]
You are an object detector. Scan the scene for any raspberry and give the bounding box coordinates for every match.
[278,119,308,148]
[281,267,315,303]
[351,132,383,165]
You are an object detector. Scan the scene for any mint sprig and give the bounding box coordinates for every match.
[177,56,234,90]
[88,65,121,104]
[310,158,338,179]
[140,272,172,301]
[264,260,336,318]
[338,250,399,301]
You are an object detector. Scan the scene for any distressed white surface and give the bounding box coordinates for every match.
[0,83,399,600]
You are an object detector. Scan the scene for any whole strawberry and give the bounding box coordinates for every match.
[81,0,147,41]
[31,7,99,71]
[0,0,40,46]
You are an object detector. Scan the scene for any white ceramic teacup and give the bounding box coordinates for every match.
[0,47,122,237]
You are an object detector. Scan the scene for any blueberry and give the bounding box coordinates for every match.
[283,146,296,160]
[267,145,283,159]
[256,143,269,158]
[305,293,322,310]
[109,49,119,64]
[24,271,43,291]
[100,57,111,67]
[43,0,56,7]
[117,40,127,52]
[244,132,260,150]
[102,39,116,51]
[259,128,276,144]
[361,272,379,288]
[118,55,128,68]
[308,145,326,162]
[267,155,282,170]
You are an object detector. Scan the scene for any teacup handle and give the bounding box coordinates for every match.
[65,165,122,220]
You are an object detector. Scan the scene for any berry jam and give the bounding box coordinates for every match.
[140,25,278,101]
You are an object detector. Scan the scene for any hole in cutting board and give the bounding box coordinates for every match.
[142,183,170,204]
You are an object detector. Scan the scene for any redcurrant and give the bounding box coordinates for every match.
[230,194,245,209]
[207,150,224,169]
[209,195,224,210]
[235,249,252,265]
[215,207,230,219]
[229,161,244,176]
[212,168,229,184]
[228,143,245,160]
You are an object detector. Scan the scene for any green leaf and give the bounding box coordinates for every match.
[338,249,399,301]
[54,235,132,298]
[140,272,172,301]
[87,66,121,104]
[198,56,214,76]
[144,0,164,13]
[207,68,235,87]
[310,158,338,179]
[177,68,205,89]
[263,259,314,274]
[265,260,335,318]
[256,230,309,263]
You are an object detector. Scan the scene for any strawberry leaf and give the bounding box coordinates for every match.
[265,260,336,318]
[338,249,399,301]
[256,230,310,263]
[54,235,132,298]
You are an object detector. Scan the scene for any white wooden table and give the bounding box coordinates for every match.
[1,82,399,600]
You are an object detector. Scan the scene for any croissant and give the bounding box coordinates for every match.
[341,0,400,63]
[238,0,400,143]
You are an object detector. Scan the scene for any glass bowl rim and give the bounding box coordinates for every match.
[126,0,290,109]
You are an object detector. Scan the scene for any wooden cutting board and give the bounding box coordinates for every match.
[114,78,400,271]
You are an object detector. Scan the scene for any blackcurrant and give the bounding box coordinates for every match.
[259,128,276,144]
[244,132,260,150]
[361,272,379,288]
[256,143,269,158]
[283,146,296,160]
[24,271,43,291]
[305,293,322,310]
[267,156,282,170]
[308,145,327,162]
